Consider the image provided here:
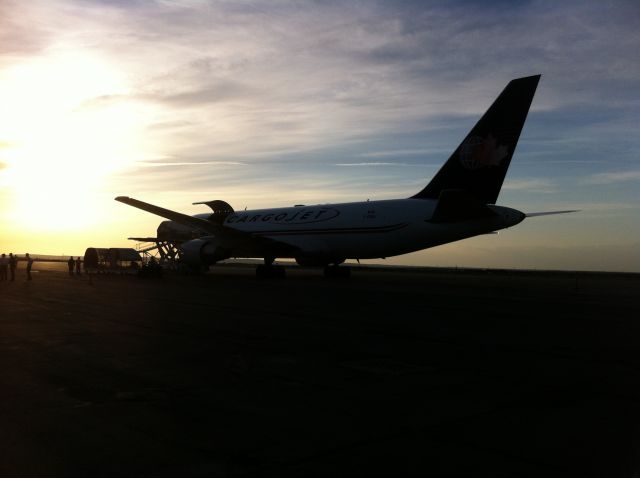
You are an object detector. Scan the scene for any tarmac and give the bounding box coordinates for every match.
[1,262,639,477]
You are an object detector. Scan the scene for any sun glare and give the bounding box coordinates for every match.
[0,51,155,231]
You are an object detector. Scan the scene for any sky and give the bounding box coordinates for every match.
[0,0,638,271]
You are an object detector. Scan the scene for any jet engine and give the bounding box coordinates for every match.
[157,220,200,241]
[180,238,229,268]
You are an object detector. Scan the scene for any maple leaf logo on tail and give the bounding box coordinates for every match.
[459,134,509,170]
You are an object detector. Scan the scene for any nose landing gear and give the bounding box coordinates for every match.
[256,256,286,279]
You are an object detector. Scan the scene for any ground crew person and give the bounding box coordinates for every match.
[9,253,16,281]
[26,253,33,280]
[67,256,75,276]
[0,254,7,281]
[76,257,82,275]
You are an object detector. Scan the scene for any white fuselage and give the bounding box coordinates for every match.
[181,198,524,261]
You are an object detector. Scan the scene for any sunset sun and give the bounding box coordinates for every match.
[0,51,153,231]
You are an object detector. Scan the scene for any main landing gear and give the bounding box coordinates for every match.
[255,257,352,279]
[256,257,286,279]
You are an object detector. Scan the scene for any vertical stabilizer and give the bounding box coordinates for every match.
[412,75,540,204]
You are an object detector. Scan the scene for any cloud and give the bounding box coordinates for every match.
[502,178,556,193]
[146,120,193,131]
[359,148,446,158]
[134,160,247,167]
[79,81,254,110]
[584,170,640,185]
[4,2,635,174]
[76,94,130,111]
[5,1,639,152]
[147,82,258,107]
[335,162,415,167]
[0,1,55,60]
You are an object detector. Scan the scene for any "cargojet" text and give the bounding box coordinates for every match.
[225,208,340,225]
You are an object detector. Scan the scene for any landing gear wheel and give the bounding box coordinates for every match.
[323,265,351,278]
[256,264,286,279]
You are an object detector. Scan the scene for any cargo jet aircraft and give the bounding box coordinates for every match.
[117,75,575,277]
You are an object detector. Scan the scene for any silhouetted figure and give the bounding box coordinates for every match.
[9,253,16,281]
[0,254,7,281]
[67,257,75,276]
[75,257,82,275]
[26,253,33,281]
[138,256,162,278]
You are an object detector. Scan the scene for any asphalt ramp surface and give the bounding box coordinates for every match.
[1,264,639,477]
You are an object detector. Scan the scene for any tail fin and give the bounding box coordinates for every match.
[412,75,541,204]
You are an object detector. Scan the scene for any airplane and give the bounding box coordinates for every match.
[116,74,576,278]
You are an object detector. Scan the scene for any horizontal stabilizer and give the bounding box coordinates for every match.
[127,237,161,242]
[525,210,579,217]
[429,189,497,223]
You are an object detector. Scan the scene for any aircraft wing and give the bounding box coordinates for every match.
[115,196,299,255]
[116,196,222,234]
[525,210,579,217]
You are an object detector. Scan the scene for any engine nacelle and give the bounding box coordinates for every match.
[157,220,200,241]
[180,238,228,268]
